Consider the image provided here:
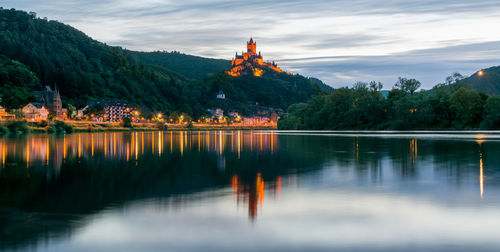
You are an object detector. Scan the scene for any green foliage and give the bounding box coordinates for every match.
[449,87,485,127]
[156,122,168,130]
[7,121,29,134]
[0,125,8,135]
[129,50,231,80]
[203,71,324,114]
[481,95,500,129]
[121,116,132,128]
[11,109,25,119]
[394,77,421,94]
[52,120,73,134]
[0,55,40,109]
[279,81,496,130]
[38,120,48,127]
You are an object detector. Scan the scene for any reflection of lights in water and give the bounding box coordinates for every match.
[91,134,94,157]
[475,134,486,145]
[113,133,116,156]
[103,133,106,157]
[410,139,418,164]
[170,131,173,154]
[135,132,138,161]
[480,152,484,199]
[141,132,144,155]
[260,132,263,152]
[198,131,201,152]
[151,132,154,154]
[237,131,241,159]
[158,131,163,156]
[180,131,183,156]
[219,131,223,156]
[126,143,129,161]
[46,137,50,165]
[26,139,30,168]
[78,134,81,158]
[2,144,5,168]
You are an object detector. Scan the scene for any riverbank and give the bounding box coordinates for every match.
[0,120,277,134]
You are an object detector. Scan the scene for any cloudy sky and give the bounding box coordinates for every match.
[2,0,500,88]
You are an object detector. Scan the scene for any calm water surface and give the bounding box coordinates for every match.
[1,131,500,251]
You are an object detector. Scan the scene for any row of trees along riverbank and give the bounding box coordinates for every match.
[278,74,500,130]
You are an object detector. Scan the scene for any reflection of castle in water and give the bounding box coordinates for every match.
[231,174,283,220]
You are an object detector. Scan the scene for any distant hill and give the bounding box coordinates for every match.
[129,51,230,80]
[461,66,500,95]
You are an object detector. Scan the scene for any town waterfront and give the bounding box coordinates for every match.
[1,131,500,251]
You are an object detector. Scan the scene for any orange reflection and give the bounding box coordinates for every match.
[231,172,283,220]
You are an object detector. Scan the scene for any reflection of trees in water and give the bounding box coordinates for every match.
[0,132,499,250]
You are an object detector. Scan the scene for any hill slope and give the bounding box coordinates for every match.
[0,8,204,115]
[129,51,230,80]
[461,66,500,95]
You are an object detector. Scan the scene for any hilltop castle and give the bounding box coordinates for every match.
[227,38,285,77]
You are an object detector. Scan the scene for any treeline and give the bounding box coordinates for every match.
[279,74,500,130]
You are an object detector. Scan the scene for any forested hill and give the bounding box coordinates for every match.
[129,51,230,80]
[0,7,327,117]
[0,8,205,115]
[460,66,500,95]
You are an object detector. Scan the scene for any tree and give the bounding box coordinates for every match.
[394,77,421,94]
[481,96,500,129]
[369,81,383,92]
[445,72,465,85]
[121,116,132,128]
[449,87,484,128]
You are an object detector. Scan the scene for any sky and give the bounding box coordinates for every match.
[2,0,500,89]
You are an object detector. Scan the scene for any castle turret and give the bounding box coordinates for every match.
[247,37,256,55]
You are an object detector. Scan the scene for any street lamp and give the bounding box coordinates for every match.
[478,70,484,77]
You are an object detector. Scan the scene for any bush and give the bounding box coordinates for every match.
[156,122,168,130]
[0,125,8,135]
[52,121,73,134]
[121,116,132,128]
[7,121,29,134]
[38,120,49,127]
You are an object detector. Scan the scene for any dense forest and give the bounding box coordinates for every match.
[0,8,324,118]
[279,74,500,130]
[129,50,230,80]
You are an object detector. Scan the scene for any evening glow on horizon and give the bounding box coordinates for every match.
[2,0,500,88]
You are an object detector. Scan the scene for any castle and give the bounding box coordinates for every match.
[227,38,285,77]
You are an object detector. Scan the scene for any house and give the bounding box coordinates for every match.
[216,90,226,99]
[22,103,49,121]
[34,85,63,118]
[88,99,135,122]
[0,105,15,120]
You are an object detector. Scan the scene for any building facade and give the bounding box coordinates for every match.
[34,85,63,118]
[22,103,49,121]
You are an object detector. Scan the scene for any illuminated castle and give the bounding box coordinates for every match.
[227,38,285,77]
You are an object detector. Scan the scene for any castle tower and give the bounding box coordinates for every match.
[247,38,256,56]
[52,84,63,117]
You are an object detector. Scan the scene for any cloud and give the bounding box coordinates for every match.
[2,0,500,88]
